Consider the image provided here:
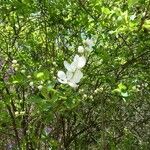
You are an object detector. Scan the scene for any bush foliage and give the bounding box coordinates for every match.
[0,0,150,149]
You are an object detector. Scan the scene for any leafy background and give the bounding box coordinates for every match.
[0,0,150,149]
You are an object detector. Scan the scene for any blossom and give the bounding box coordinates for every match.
[57,45,87,88]
[64,55,86,72]
[57,69,83,88]
[83,38,94,48]
[130,14,136,20]
[73,55,86,69]
[57,71,68,84]
[78,46,84,53]
[64,61,76,72]
[68,69,83,87]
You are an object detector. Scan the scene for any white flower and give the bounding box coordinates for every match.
[57,53,86,88]
[64,61,76,72]
[57,71,68,84]
[130,14,136,20]
[73,55,86,69]
[64,55,86,72]
[57,69,83,88]
[72,69,83,83]
[83,38,94,48]
[78,46,84,53]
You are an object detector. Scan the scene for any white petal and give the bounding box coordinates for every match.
[73,54,80,63]
[58,78,67,84]
[84,38,94,48]
[64,61,76,72]
[71,69,83,83]
[73,55,86,69]
[66,71,73,80]
[57,71,67,84]
[77,56,86,68]
[68,82,78,88]
[57,71,66,80]
[64,61,72,71]
[70,62,77,72]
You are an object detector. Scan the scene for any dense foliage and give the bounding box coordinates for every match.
[0,0,150,149]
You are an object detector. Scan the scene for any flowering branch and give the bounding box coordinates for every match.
[57,38,94,88]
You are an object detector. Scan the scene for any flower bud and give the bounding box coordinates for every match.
[83,94,87,98]
[89,95,93,99]
[14,67,18,71]
[29,82,34,87]
[78,46,84,53]
[53,76,56,79]
[21,70,26,73]
[94,88,99,94]
[52,61,57,66]
[27,75,31,79]
[38,85,43,90]
[12,60,17,64]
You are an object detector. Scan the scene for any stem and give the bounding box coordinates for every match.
[6,105,21,149]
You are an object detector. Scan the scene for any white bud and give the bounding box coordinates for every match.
[78,46,84,53]
[12,64,16,68]
[29,82,34,87]
[79,89,84,93]
[38,85,43,90]
[89,95,93,99]
[27,75,31,79]
[83,94,87,98]
[94,89,98,94]
[52,62,57,66]
[21,70,25,73]
[15,63,19,67]
[40,81,44,84]
[53,76,56,79]
[83,38,94,48]
[50,70,54,74]
[14,67,18,71]
[12,60,17,64]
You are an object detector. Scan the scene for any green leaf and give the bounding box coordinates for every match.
[143,20,150,30]
[36,72,44,78]
[118,83,127,91]
[41,88,49,99]
[35,70,49,80]
[0,81,5,89]
[101,7,110,15]
[128,0,138,7]
[10,73,26,85]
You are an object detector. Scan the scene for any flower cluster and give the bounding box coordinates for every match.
[57,38,94,88]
